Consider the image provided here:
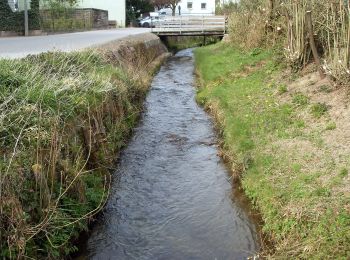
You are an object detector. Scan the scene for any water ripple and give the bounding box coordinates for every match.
[86,49,258,260]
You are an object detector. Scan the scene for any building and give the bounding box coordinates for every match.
[7,0,126,27]
[177,0,215,15]
[76,0,126,27]
[157,0,215,16]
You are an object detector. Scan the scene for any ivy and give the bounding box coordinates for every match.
[0,0,40,32]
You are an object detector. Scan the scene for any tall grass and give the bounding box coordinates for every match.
[0,41,165,258]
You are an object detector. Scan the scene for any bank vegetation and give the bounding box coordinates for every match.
[0,37,167,258]
[196,0,350,258]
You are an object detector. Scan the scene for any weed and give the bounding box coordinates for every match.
[294,119,305,128]
[325,122,336,131]
[339,168,348,177]
[250,48,263,56]
[319,85,332,93]
[292,92,309,106]
[311,103,328,118]
[278,84,288,94]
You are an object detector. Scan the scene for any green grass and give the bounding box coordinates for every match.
[195,42,350,259]
[311,102,328,118]
[292,92,309,106]
[325,121,336,131]
[278,84,288,94]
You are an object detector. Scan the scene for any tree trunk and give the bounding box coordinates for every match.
[305,11,326,79]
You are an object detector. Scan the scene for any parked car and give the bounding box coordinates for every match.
[139,16,163,28]
[157,8,172,16]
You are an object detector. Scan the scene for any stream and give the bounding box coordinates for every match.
[85,49,258,259]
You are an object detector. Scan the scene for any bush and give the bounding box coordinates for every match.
[228,8,267,49]
[0,0,40,31]
[226,0,350,85]
[0,40,165,258]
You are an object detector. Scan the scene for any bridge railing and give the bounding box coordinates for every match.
[151,15,226,35]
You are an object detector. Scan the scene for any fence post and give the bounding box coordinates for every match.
[305,11,325,79]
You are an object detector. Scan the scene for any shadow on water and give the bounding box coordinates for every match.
[77,49,260,260]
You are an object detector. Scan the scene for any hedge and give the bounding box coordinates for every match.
[0,0,40,32]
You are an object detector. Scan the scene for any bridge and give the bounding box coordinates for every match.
[150,16,227,37]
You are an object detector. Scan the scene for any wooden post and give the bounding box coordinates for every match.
[224,15,227,34]
[305,11,325,79]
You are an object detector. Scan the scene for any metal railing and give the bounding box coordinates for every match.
[151,15,226,35]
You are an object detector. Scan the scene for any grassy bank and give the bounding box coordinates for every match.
[195,43,350,258]
[0,40,166,258]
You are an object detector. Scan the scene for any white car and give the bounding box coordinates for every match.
[139,16,163,28]
[157,8,172,16]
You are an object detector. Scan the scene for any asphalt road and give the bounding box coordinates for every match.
[0,28,151,59]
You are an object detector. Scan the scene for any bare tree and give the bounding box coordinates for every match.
[149,0,180,15]
[150,0,169,10]
[168,0,180,16]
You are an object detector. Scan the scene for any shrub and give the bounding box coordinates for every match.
[0,40,165,258]
[225,0,350,85]
[0,0,40,31]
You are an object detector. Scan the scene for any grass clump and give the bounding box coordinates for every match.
[278,84,287,94]
[339,168,348,177]
[319,84,332,93]
[310,102,328,118]
[292,92,309,107]
[0,42,165,259]
[325,122,336,131]
[195,42,350,259]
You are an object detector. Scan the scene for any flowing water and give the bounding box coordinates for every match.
[85,49,258,259]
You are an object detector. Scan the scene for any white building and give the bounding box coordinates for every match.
[8,0,126,27]
[177,0,215,15]
[77,0,126,27]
